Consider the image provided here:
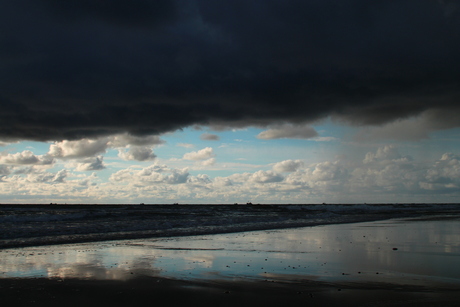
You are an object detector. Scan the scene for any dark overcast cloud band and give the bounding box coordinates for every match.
[1,0,459,141]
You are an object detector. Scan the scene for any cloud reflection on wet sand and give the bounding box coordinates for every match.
[1,216,460,289]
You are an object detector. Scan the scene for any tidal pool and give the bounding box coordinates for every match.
[1,216,460,288]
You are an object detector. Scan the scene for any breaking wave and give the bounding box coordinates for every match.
[1,203,459,248]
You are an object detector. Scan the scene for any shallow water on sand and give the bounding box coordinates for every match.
[1,216,460,288]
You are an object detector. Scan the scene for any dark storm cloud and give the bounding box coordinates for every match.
[40,0,177,27]
[1,0,459,141]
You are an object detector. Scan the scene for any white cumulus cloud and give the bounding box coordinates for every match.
[49,139,108,158]
[273,159,304,172]
[75,156,106,171]
[363,145,413,164]
[0,150,54,165]
[200,158,216,166]
[110,164,190,185]
[183,147,215,161]
[420,153,460,192]
[118,146,156,161]
[26,169,67,183]
[250,170,284,183]
[109,134,165,147]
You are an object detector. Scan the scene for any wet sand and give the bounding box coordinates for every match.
[1,215,460,306]
[1,276,460,307]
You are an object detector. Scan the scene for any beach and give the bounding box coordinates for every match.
[1,208,460,306]
[2,275,460,307]
[2,203,459,248]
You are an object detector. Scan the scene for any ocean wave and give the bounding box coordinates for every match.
[1,203,459,248]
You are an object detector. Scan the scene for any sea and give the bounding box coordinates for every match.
[1,203,459,249]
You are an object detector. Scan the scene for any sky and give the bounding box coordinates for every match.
[1,0,460,204]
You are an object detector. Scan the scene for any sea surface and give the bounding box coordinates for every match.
[1,203,460,248]
[1,215,460,289]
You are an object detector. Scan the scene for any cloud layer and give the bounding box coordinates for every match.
[1,0,460,141]
[2,144,460,203]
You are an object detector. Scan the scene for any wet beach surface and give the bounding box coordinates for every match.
[1,215,460,306]
[2,276,460,307]
[2,203,459,248]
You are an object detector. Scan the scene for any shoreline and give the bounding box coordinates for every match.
[0,213,406,249]
[2,214,460,306]
[2,203,460,249]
